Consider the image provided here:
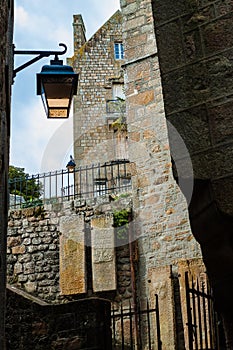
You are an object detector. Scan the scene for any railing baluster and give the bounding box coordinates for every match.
[54,171,57,198]
[129,301,134,349]
[104,163,107,195]
[155,294,162,350]
[201,281,208,349]
[92,164,95,197]
[112,307,116,349]
[197,279,203,349]
[111,163,114,192]
[120,303,124,350]
[49,171,52,200]
[85,165,88,198]
[191,278,198,349]
[138,301,142,350]
[147,299,152,350]
[185,272,194,350]
[207,281,214,348]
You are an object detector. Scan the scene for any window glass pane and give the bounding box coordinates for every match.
[114,43,124,60]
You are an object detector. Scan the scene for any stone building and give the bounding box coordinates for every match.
[0,1,14,349]
[120,0,233,348]
[5,1,233,349]
[68,6,212,349]
[70,11,127,166]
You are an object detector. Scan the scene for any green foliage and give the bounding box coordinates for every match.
[112,115,127,132]
[22,199,43,208]
[113,209,131,243]
[9,165,42,202]
[113,209,130,227]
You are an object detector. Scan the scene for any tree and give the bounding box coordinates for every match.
[9,166,42,203]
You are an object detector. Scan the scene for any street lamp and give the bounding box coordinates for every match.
[14,43,78,118]
[66,155,76,172]
[66,155,76,199]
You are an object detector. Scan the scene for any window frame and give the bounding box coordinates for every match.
[114,42,124,60]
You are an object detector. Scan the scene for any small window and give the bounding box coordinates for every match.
[94,178,107,197]
[113,84,125,100]
[114,43,124,60]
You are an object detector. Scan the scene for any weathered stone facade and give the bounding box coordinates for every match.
[120,0,233,348]
[119,1,204,347]
[120,0,201,284]
[151,0,233,347]
[70,11,127,166]
[0,1,13,348]
[6,286,111,350]
[7,197,133,304]
[153,0,233,214]
[6,2,233,348]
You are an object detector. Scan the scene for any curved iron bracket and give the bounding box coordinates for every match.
[13,43,67,78]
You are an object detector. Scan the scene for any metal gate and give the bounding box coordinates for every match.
[111,294,162,350]
[185,271,220,350]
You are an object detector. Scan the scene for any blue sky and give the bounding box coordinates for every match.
[12,0,120,175]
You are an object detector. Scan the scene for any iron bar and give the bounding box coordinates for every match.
[196,280,203,349]
[191,278,198,349]
[13,43,67,77]
[111,295,161,350]
[202,281,209,349]
[112,307,116,348]
[155,294,162,350]
[138,301,142,349]
[185,272,194,350]
[206,279,214,349]
[129,302,134,349]
[120,303,125,350]
[185,272,220,350]
[146,299,152,350]
[8,160,132,209]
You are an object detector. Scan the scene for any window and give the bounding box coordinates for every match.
[94,178,107,197]
[112,84,125,100]
[114,42,124,60]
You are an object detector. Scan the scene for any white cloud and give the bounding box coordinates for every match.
[15,5,29,28]
[12,0,120,175]
[10,98,70,174]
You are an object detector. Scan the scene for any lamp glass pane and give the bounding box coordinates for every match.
[49,109,68,118]
[47,98,69,108]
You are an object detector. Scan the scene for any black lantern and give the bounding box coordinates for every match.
[66,155,76,172]
[37,57,78,118]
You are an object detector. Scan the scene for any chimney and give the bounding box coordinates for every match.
[73,15,86,53]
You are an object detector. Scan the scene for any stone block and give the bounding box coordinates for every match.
[59,215,86,295]
[202,14,233,55]
[167,104,211,155]
[91,215,117,292]
[156,19,185,73]
[208,99,233,144]
[148,265,176,350]
[12,245,26,255]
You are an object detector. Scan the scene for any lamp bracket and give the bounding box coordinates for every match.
[13,43,67,77]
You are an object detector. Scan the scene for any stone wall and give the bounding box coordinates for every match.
[7,196,133,304]
[152,0,233,215]
[70,11,126,166]
[6,285,111,350]
[0,1,14,348]
[120,0,201,280]
[120,0,202,348]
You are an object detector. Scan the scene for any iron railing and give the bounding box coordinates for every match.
[185,271,220,350]
[9,159,132,209]
[111,295,162,350]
